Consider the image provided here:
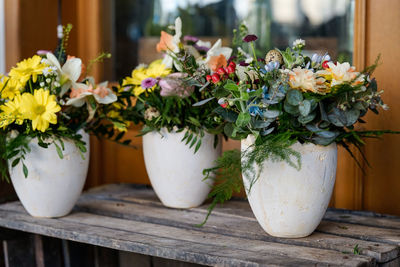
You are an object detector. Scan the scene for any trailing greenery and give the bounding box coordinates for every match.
[198,149,242,226]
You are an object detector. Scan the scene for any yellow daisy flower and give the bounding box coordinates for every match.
[9,55,47,86]
[0,77,22,100]
[20,89,61,132]
[122,60,171,97]
[0,94,24,128]
[146,60,171,77]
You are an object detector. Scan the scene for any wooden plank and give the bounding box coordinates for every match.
[76,189,400,263]
[0,207,373,267]
[324,210,400,230]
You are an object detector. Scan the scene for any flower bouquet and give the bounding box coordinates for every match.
[121,17,232,208]
[195,26,397,237]
[0,25,133,217]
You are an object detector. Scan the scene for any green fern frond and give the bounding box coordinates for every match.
[198,149,242,226]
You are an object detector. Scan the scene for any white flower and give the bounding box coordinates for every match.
[160,17,182,70]
[43,66,57,76]
[198,39,232,72]
[196,40,211,48]
[65,81,117,107]
[289,67,328,94]
[293,39,305,48]
[318,62,364,87]
[44,52,82,97]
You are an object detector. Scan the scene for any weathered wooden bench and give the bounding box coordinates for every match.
[0,184,399,266]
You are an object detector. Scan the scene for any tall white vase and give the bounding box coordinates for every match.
[9,131,90,218]
[241,136,337,238]
[143,128,221,209]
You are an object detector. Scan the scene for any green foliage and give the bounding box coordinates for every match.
[242,133,301,193]
[198,149,242,226]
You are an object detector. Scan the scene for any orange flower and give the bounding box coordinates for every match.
[156,31,174,53]
[207,54,227,72]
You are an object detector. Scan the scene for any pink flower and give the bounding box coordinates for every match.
[159,73,194,98]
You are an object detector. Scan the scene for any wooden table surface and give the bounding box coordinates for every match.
[0,184,399,267]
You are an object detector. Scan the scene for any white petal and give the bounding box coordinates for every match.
[174,17,182,41]
[65,97,86,107]
[93,90,117,104]
[98,81,108,88]
[62,58,82,82]
[60,82,72,97]
[45,52,61,70]
[162,54,174,69]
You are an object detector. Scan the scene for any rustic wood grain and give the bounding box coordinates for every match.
[77,185,400,263]
[1,185,400,266]
[0,207,373,267]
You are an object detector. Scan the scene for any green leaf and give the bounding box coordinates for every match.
[236,112,251,128]
[186,133,194,145]
[11,158,20,167]
[181,131,189,142]
[263,109,280,119]
[224,82,239,91]
[298,112,316,124]
[287,89,303,106]
[22,163,28,178]
[54,143,64,159]
[190,136,198,149]
[284,100,300,115]
[195,139,202,153]
[299,100,311,116]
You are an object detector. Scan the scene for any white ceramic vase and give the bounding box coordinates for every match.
[143,128,221,208]
[9,131,90,218]
[241,136,337,238]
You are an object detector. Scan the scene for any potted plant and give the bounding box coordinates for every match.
[0,25,133,217]
[121,18,231,209]
[196,27,397,237]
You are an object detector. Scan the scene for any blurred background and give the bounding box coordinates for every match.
[1,0,400,216]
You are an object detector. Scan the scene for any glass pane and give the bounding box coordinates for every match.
[111,0,354,80]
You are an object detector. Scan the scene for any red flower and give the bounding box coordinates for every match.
[206,75,212,82]
[226,65,235,74]
[243,34,258,43]
[211,73,221,84]
[216,67,226,76]
[322,60,330,69]
[220,103,228,108]
[229,61,236,69]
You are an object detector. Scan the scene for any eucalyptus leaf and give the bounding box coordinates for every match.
[284,100,300,115]
[253,120,271,129]
[193,97,215,107]
[261,127,275,136]
[263,109,281,119]
[345,108,360,126]
[299,100,311,116]
[287,89,303,106]
[316,130,337,139]
[327,108,346,127]
[298,112,316,124]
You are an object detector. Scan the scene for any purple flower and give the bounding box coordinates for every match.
[193,44,209,52]
[239,61,250,66]
[141,77,157,89]
[159,73,194,98]
[37,50,51,55]
[184,35,199,43]
[243,34,258,43]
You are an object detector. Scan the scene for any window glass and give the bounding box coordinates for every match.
[112,0,354,79]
